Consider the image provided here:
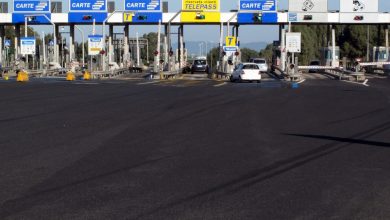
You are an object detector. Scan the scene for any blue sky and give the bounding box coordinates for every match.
[24,0,390,45]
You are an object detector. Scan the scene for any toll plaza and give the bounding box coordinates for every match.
[0,0,389,84]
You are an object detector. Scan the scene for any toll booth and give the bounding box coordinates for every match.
[372,46,388,62]
[320,46,340,66]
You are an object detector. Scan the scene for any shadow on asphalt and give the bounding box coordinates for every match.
[133,120,390,219]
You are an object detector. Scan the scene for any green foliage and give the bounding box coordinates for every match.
[240,48,260,62]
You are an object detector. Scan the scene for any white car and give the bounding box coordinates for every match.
[249,58,269,73]
[230,63,262,83]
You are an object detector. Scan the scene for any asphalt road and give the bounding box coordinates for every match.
[1,75,390,219]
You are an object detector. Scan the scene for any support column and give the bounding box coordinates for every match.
[167,23,172,71]
[386,25,389,61]
[15,25,20,62]
[164,25,168,69]
[123,25,129,67]
[108,25,114,66]
[281,26,286,71]
[366,26,370,62]
[55,25,60,65]
[179,25,184,69]
[0,25,4,65]
[69,25,75,61]
[235,25,239,38]
[331,25,337,67]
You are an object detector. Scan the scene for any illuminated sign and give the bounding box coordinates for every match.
[124,0,161,11]
[88,35,104,55]
[340,0,378,13]
[225,36,237,47]
[21,37,36,55]
[289,0,328,12]
[13,0,50,13]
[182,0,220,11]
[239,0,276,12]
[70,0,107,12]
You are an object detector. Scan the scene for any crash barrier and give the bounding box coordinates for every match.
[129,67,143,73]
[91,68,130,79]
[318,67,366,82]
[213,72,231,80]
[159,70,181,80]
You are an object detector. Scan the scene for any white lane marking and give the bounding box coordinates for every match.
[297,79,306,84]
[137,81,159,85]
[341,80,370,87]
[214,82,228,87]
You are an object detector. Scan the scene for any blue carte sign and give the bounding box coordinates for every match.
[70,0,107,12]
[125,0,161,11]
[239,0,276,12]
[13,0,50,13]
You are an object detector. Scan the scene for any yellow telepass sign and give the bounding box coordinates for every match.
[225,36,237,47]
[123,12,134,22]
[181,0,220,23]
[182,0,220,11]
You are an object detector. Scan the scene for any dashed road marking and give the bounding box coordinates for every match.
[137,81,160,85]
[214,82,228,87]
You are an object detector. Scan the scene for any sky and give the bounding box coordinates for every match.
[19,0,390,45]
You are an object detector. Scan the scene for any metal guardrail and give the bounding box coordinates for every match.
[91,68,130,79]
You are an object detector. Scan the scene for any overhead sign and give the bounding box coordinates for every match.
[239,0,276,12]
[289,0,328,12]
[13,0,50,13]
[124,12,134,22]
[123,12,162,23]
[340,0,378,13]
[225,36,237,47]
[124,0,161,11]
[70,0,107,12]
[237,12,277,24]
[21,37,36,55]
[286,32,301,53]
[68,12,107,23]
[182,0,219,11]
[88,35,104,56]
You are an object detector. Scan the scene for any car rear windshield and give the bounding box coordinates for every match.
[194,60,206,65]
[243,64,259,69]
[253,59,266,64]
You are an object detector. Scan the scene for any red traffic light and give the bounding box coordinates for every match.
[83,15,93,20]
[100,50,106,55]
[154,51,159,56]
[354,16,364,21]
[235,51,240,56]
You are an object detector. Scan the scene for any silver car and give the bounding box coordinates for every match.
[249,58,269,73]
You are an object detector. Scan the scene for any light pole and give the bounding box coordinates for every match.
[75,25,85,68]
[24,14,57,64]
[24,16,28,68]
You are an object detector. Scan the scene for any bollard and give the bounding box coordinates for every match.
[3,73,9,80]
[66,71,76,81]
[16,70,29,82]
[83,71,91,80]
